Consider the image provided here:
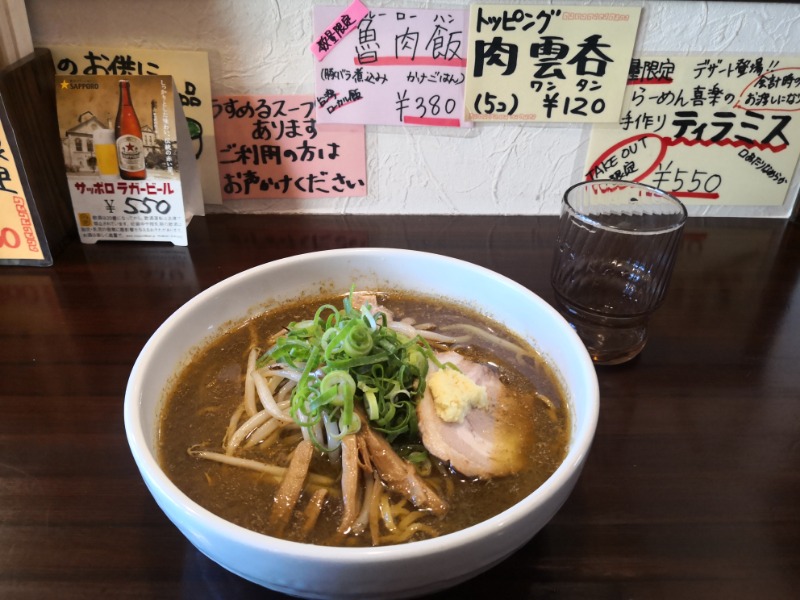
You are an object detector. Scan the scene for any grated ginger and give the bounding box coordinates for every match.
[428,368,488,423]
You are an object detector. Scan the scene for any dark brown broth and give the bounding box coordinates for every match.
[158,291,570,546]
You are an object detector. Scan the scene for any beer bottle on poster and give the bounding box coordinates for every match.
[114,79,146,180]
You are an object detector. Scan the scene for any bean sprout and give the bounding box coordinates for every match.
[244,348,259,417]
[441,323,535,363]
[388,320,469,344]
[223,403,246,449]
[187,446,336,490]
[243,417,287,449]
[275,379,297,404]
[226,409,272,455]
[252,370,294,423]
[262,365,303,382]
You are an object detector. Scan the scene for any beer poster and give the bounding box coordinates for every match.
[55,75,203,246]
[49,47,221,205]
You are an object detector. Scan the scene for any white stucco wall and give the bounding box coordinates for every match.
[26,1,800,215]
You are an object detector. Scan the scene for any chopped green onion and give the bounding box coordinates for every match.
[262,290,438,447]
[343,322,373,356]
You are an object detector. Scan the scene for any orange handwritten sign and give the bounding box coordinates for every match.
[0,119,46,263]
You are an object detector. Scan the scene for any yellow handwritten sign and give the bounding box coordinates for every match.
[49,46,220,205]
[465,4,641,123]
[0,118,46,263]
[586,55,800,207]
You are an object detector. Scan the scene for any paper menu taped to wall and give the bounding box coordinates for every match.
[464,4,641,123]
[55,75,203,246]
[312,5,471,128]
[585,55,800,209]
[49,46,221,205]
[213,94,366,200]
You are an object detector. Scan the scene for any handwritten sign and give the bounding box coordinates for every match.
[49,46,221,205]
[0,118,47,263]
[464,4,641,123]
[585,55,800,207]
[311,0,369,61]
[213,95,366,200]
[313,6,470,127]
[56,75,203,245]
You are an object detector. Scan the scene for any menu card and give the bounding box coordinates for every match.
[0,114,50,264]
[464,4,641,123]
[312,5,471,128]
[55,75,203,245]
[586,55,800,210]
[49,46,220,205]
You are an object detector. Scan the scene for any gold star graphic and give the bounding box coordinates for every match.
[60,80,70,90]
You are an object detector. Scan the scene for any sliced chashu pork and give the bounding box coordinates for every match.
[417,351,533,479]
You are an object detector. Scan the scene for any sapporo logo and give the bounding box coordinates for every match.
[59,80,99,90]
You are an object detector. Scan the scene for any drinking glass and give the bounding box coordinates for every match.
[550,180,687,365]
[92,128,118,177]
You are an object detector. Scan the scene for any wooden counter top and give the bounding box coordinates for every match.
[2,214,798,599]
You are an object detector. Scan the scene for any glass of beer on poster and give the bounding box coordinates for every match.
[92,128,118,177]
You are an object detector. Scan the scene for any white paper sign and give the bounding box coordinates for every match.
[55,75,203,246]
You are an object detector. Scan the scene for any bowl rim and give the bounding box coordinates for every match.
[124,247,599,564]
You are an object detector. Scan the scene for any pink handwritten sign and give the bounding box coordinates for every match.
[311,0,369,61]
[312,6,470,127]
[213,95,367,200]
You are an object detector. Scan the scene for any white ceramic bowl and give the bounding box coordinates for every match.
[124,248,599,599]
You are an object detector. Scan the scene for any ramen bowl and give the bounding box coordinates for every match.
[124,248,599,599]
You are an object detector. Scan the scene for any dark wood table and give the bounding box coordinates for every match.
[2,214,799,599]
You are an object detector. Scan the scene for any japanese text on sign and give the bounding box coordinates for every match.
[313,6,470,127]
[0,122,45,262]
[465,4,641,123]
[312,0,369,61]
[49,46,221,205]
[213,95,367,199]
[585,55,800,207]
[56,75,194,245]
